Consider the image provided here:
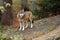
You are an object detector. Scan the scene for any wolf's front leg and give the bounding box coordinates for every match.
[30,20,34,28]
[31,23,33,28]
[19,23,22,31]
[25,22,28,28]
[22,26,25,31]
[22,22,25,31]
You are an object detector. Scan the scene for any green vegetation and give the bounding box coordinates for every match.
[32,0,60,19]
[0,23,4,30]
[0,34,10,40]
[0,23,7,32]
[37,0,60,12]
[0,34,23,40]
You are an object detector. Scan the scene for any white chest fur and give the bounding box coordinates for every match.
[20,14,24,17]
[19,13,25,19]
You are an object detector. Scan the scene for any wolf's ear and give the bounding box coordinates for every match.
[21,9,24,12]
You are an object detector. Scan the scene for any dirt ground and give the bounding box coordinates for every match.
[0,15,60,40]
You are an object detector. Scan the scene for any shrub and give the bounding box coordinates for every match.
[32,0,60,19]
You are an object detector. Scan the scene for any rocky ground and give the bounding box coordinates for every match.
[0,15,60,40]
[33,25,60,40]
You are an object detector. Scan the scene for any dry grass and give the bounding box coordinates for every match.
[44,25,56,34]
[32,32,44,39]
